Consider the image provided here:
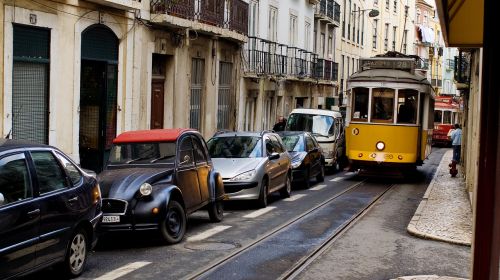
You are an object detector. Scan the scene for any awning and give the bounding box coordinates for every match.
[435,0,484,47]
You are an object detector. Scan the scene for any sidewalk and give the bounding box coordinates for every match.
[395,150,473,280]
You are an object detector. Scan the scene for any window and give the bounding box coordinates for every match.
[0,153,31,205]
[191,58,205,131]
[248,0,259,36]
[416,9,421,24]
[393,0,397,12]
[373,19,378,49]
[347,0,351,40]
[342,0,346,38]
[268,6,278,41]
[320,33,326,56]
[178,137,195,166]
[397,90,418,124]
[305,136,315,152]
[207,136,262,158]
[347,56,350,76]
[289,14,298,47]
[352,57,355,74]
[372,88,395,122]
[218,62,232,130]
[12,25,50,144]
[352,88,369,121]
[434,110,443,123]
[361,15,365,45]
[341,55,345,79]
[313,29,317,52]
[328,36,333,58]
[305,22,311,50]
[191,136,208,164]
[56,152,82,186]
[269,135,285,153]
[384,23,389,51]
[443,111,452,124]
[353,4,357,42]
[31,151,68,194]
[392,26,397,51]
[403,29,408,54]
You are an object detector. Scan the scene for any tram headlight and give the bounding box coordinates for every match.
[376,141,385,151]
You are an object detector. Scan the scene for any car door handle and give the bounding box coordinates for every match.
[27,209,40,218]
[68,197,78,203]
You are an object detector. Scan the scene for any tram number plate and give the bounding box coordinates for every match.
[102,215,120,223]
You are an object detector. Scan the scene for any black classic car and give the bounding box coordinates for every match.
[277,131,325,188]
[0,140,102,279]
[98,129,225,244]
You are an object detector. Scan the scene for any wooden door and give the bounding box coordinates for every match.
[151,79,165,129]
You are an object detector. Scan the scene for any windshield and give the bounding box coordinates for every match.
[207,136,262,158]
[286,113,335,136]
[280,135,304,152]
[108,142,176,165]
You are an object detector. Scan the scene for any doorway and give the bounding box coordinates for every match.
[79,25,118,173]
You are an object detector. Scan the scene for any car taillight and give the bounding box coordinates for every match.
[92,184,102,204]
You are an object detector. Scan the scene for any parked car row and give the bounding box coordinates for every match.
[0,124,330,279]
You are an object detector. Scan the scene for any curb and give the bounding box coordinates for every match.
[406,151,471,246]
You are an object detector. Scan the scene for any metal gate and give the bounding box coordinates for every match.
[217,62,233,130]
[11,25,50,143]
[190,58,205,130]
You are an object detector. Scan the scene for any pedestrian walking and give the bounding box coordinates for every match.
[273,116,287,132]
[450,123,462,163]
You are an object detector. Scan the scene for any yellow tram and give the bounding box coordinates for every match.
[345,54,434,171]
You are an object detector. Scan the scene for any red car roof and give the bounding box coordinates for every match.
[113,129,195,144]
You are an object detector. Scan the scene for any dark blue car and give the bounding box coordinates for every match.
[0,140,102,279]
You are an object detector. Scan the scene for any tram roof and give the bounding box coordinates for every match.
[348,69,431,85]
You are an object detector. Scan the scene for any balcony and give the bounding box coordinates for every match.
[315,0,341,26]
[150,0,248,41]
[454,52,470,85]
[416,58,429,70]
[314,59,338,81]
[87,0,142,10]
[245,37,338,83]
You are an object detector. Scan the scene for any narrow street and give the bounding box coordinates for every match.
[23,147,469,280]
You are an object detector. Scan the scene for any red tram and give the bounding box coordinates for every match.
[432,96,461,146]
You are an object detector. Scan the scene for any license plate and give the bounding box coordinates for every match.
[102,215,120,223]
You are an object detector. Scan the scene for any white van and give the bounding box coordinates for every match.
[285,109,346,170]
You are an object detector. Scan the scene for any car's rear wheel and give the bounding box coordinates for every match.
[208,200,224,222]
[160,200,186,244]
[257,178,268,208]
[280,174,292,198]
[316,163,325,182]
[61,228,88,278]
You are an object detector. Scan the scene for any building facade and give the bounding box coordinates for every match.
[1,0,248,172]
[239,0,340,131]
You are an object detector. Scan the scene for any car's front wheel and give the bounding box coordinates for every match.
[208,200,224,222]
[160,200,186,244]
[61,228,88,278]
[257,178,268,208]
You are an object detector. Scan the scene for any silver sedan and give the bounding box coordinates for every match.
[207,131,292,208]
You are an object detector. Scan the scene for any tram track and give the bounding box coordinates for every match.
[185,179,395,280]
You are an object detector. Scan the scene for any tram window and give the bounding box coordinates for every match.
[371,88,395,122]
[434,110,443,123]
[352,88,369,121]
[397,90,418,124]
[443,111,452,124]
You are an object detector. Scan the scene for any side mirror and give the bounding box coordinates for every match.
[180,155,191,165]
[0,192,5,206]
[268,153,280,160]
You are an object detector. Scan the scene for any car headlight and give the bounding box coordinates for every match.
[230,170,256,181]
[139,183,153,196]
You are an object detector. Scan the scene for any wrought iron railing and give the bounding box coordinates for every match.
[151,0,248,35]
[416,58,429,70]
[315,58,338,80]
[245,37,338,81]
[454,52,470,84]
[316,0,340,23]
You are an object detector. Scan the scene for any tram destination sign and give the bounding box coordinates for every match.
[360,58,415,71]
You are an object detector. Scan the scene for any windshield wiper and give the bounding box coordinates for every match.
[126,157,149,164]
[150,155,175,163]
